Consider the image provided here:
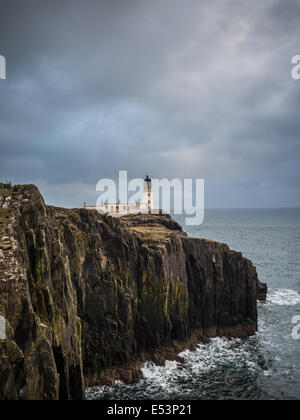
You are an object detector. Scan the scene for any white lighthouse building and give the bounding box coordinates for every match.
[84,175,153,217]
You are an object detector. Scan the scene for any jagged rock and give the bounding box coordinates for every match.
[0,184,267,400]
[257,281,268,302]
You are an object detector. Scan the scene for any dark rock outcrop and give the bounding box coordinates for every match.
[257,281,268,302]
[0,184,267,400]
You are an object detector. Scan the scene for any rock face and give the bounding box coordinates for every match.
[0,184,267,400]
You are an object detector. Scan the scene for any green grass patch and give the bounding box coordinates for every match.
[129,226,170,241]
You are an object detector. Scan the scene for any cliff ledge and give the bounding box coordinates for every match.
[0,184,267,400]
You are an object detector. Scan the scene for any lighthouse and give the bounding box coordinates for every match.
[84,174,153,216]
[143,175,153,214]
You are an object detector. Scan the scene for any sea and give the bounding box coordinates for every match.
[86,208,300,401]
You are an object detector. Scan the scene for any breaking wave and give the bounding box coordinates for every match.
[86,336,270,400]
[267,289,300,306]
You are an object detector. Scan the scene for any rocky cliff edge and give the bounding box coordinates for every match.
[0,184,267,400]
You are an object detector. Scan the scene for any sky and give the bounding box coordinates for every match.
[0,0,300,208]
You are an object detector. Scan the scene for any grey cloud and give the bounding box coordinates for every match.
[0,0,300,208]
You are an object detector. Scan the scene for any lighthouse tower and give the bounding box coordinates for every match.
[143,175,153,213]
[84,174,153,216]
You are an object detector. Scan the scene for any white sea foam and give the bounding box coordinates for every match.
[268,289,300,306]
[140,336,262,394]
[141,360,181,396]
[86,336,272,400]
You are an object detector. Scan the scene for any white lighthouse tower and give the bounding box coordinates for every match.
[143,175,153,214]
[84,174,153,216]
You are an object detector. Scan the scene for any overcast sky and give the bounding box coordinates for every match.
[0,0,300,208]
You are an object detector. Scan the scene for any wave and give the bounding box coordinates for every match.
[267,289,300,306]
[86,336,264,400]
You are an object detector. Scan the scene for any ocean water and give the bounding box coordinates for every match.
[87,209,300,401]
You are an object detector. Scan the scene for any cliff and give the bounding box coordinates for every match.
[0,184,267,400]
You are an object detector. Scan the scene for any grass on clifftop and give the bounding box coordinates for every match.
[129,226,174,241]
